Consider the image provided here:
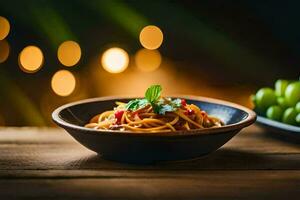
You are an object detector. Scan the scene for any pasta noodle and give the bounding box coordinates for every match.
[85,99,223,132]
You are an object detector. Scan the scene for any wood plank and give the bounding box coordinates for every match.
[0,126,299,170]
[0,127,299,199]
[0,126,299,153]
[0,171,299,200]
[0,145,300,170]
[0,169,299,178]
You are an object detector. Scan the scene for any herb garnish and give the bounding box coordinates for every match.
[145,85,162,104]
[126,85,182,115]
[125,99,148,111]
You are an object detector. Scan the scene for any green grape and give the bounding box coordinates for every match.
[296,113,300,124]
[250,94,257,110]
[282,107,298,125]
[266,106,283,121]
[255,88,277,111]
[277,97,289,109]
[296,102,300,113]
[285,82,300,106]
[250,94,256,103]
[275,79,289,97]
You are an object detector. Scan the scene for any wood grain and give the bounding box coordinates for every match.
[0,126,299,199]
[1,171,299,200]
[0,126,299,170]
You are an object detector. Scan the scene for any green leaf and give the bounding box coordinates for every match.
[126,85,182,115]
[157,104,176,115]
[125,99,148,111]
[152,104,163,114]
[145,85,162,104]
[171,98,182,108]
[152,98,182,115]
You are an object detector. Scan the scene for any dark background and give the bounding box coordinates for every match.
[0,0,299,126]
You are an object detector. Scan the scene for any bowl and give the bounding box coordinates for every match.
[256,115,300,141]
[52,96,256,164]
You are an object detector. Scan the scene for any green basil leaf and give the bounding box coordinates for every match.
[152,104,163,114]
[157,104,177,115]
[127,85,181,115]
[126,99,148,111]
[145,85,162,104]
[152,99,181,115]
[171,98,182,108]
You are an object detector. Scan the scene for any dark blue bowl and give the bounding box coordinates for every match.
[256,116,300,141]
[52,96,256,164]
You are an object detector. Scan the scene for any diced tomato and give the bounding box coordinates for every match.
[181,99,187,107]
[114,110,124,124]
[184,109,195,115]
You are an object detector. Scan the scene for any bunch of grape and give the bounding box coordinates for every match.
[252,80,300,126]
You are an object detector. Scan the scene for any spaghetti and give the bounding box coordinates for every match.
[85,85,223,132]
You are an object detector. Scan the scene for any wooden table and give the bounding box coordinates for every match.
[0,126,299,199]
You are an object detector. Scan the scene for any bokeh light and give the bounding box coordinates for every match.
[57,40,81,67]
[0,40,10,63]
[139,25,163,50]
[51,70,76,96]
[135,48,162,72]
[101,47,129,73]
[0,16,10,40]
[19,46,44,73]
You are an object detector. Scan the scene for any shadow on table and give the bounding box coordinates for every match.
[64,148,299,170]
[261,132,300,145]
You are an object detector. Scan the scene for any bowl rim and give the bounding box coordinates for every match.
[52,95,256,137]
[256,115,300,133]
